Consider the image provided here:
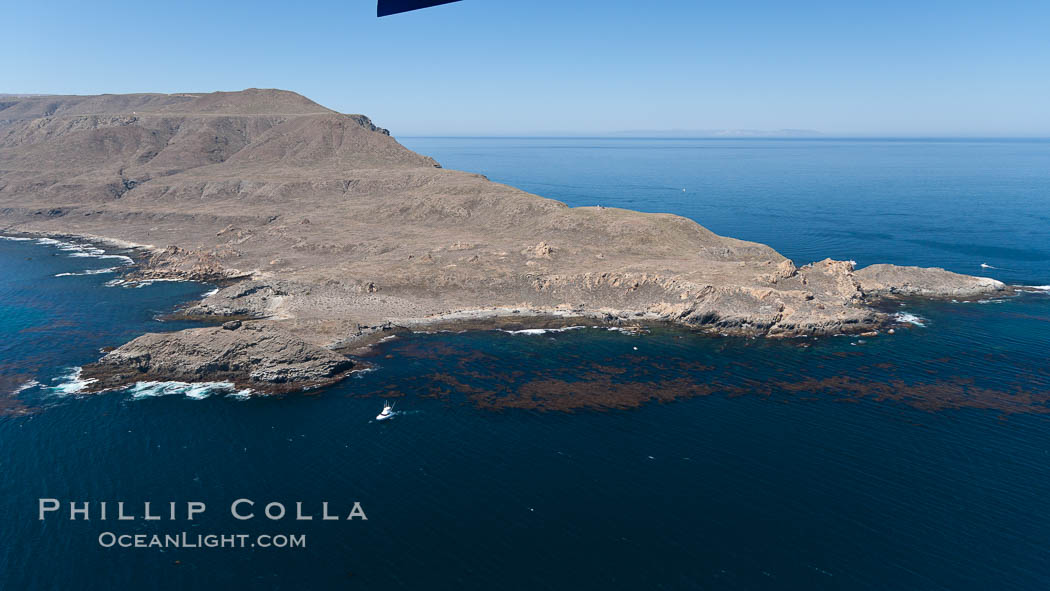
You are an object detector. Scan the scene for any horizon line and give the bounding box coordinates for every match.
[398,135,1050,141]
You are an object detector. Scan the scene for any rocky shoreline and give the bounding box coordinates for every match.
[6,228,1009,394]
[0,89,1009,394]
[73,243,1005,394]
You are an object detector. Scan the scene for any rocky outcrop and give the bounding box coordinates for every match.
[134,245,248,283]
[81,323,354,392]
[180,279,295,319]
[855,264,1007,298]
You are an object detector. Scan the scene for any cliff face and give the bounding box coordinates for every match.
[82,323,355,393]
[0,89,1005,391]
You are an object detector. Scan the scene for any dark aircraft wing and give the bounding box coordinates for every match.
[378,0,462,17]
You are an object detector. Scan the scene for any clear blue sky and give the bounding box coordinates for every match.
[3,0,1048,136]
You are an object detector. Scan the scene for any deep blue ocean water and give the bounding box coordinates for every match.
[403,138,1050,286]
[2,138,1050,590]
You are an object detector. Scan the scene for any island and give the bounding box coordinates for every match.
[0,89,1005,392]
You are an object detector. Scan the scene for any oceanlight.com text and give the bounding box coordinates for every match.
[97,532,307,549]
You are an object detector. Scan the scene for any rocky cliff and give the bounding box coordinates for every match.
[81,323,354,393]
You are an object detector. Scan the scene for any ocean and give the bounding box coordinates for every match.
[2,138,1049,589]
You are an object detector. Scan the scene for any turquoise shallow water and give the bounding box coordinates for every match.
[2,139,1050,589]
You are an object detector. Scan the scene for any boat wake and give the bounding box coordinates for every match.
[371,409,421,423]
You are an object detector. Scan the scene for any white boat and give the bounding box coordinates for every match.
[376,401,395,421]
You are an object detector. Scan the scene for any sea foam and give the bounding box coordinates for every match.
[11,379,41,395]
[49,367,97,394]
[55,267,122,277]
[501,326,585,335]
[105,277,189,288]
[6,235,136,269]
[33,237,135,264]
[127,381,253,400]
[499,325,646,336]
[893,312,927,327]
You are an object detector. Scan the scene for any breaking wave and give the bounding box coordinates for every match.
[499,325,647,336]
[10,379,41,395]
[55,267,121,277]
[893,312,927,327]
[126,381,253,400]
[501,326,586,335]
[49,367,97,394]
[48,370,253,400]
[104,278,189,288]
[4,236,136,275]
[351,366,379,378]
[32,237,135,264]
